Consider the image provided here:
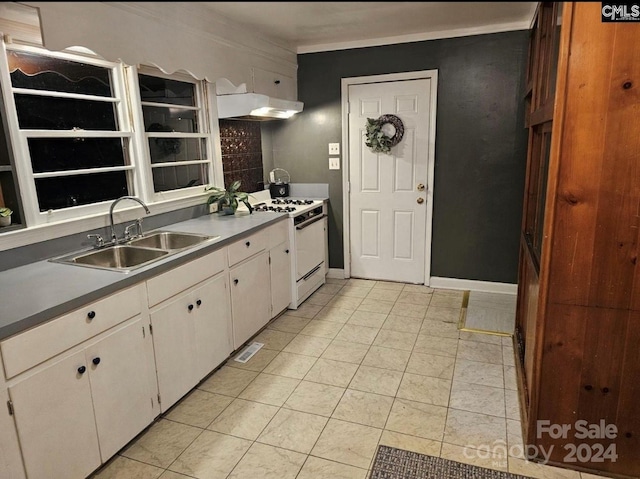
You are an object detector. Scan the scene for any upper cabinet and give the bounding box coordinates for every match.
[515,3,640,477]
[251,67,297,101]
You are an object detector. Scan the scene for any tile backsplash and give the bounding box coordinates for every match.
[219,119,264,193]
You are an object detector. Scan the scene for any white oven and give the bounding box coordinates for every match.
[292,205,327,308]
[250,193,327,309]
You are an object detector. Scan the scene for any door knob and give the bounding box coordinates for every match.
[417,183,425,191]
[417,197,424,204]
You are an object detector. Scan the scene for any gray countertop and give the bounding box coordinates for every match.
[0,211,288,341]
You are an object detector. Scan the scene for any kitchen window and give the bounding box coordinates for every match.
[0,40,218,236]
[134,68,213,200]
[0,42,136,226]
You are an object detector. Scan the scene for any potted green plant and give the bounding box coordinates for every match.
[0,207,12,227]
[205,181,253,215]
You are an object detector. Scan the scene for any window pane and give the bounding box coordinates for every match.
[35,171,129,211]
[14,94,118,130]
[28,138,126,173]
[152,165,208,192]
[148,137,205,164]
[138,74,196,106]
[143,106,198,133]
[8,50,113,97]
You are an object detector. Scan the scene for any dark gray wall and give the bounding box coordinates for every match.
[269,30,529,284]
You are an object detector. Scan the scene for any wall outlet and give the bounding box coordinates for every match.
[329,157,340,170]
[329,143,340,155]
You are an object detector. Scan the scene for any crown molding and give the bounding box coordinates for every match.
[297,20,532,54]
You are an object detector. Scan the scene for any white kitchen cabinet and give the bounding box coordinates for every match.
[267,218,291,318]
[251,66,296,101]
[9,350,100,479]
[0,383,25,479]
[8,316,155,479]
[230,251,271,349]
[150,272,232,412]
[86,317,156,462]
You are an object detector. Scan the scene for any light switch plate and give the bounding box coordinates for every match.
[329,157,340,170]
[329,143,340,155]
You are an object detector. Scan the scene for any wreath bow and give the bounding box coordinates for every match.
[365,114,405,154]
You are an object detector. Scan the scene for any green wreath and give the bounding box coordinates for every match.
[364,114,405,154]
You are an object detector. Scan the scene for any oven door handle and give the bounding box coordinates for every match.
[295,214,327,230]
[301,264,322,281]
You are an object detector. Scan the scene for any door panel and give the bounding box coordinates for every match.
[9,351,100,479]
[86,317,154,462]
[349,78,433,283]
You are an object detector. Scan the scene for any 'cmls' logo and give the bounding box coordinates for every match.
[602,3,640,21]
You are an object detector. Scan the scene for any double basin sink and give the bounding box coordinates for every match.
[51,231,220,272]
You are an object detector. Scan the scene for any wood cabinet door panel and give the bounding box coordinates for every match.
[85,317,155,461]
[192,274,233,381]
[150,294,197,412]
[9,351,100,479]
[230,252,270,349]
[270,243,291,317]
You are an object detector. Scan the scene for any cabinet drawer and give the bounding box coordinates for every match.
[146,248,227,307]
[1,284,143,380]
[267,219,290,249]
[228,230,267,267]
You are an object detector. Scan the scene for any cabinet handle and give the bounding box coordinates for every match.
[77,366,86,375]
[245,241,251,247]
[196,299,202,306]
[188,304,194,312]
[285,249,289,254]
[92,357,101,366]
[274,79,281,85]
[234,279,239,285]
[87,311,96,320]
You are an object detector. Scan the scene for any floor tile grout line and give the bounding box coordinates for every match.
[114,283,523,478]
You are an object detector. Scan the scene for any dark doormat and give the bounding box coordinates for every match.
[370,445,534,479]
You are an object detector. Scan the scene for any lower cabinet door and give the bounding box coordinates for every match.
[85,317,155,461]
[150,292,197,412]
[192,273,233,381]
[230,252,271,349]
[270,242,292,317]
[9,351,101,479]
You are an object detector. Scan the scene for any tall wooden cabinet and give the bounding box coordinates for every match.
[515,3,640,477]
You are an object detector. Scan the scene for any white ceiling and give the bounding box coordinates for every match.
[202,2,537,53]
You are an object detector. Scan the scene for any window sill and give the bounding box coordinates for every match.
[0,192,211,252]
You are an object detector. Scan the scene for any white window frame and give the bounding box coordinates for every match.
[0,41,225,252]
[127,65,216,203]
[0,41,138,226]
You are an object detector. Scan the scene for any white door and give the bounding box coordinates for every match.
[348,77,434,283]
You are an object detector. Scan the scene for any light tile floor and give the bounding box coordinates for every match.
[91,279,607,479]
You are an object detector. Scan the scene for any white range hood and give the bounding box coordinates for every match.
[217,93,303,121]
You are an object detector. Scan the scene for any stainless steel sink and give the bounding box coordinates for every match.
[52,245,169,272]
[127,231,219,251]
[50,230,220,272]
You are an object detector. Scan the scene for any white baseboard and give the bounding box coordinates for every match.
[429,277,517,295]
[327,268,346,279]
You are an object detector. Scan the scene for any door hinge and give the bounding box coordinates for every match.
[269,256,271,265]
[347,182,350,193]
[7,400,13,416]
[149,324,153,335]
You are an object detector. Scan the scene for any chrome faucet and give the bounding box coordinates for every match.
[109,196,151,243]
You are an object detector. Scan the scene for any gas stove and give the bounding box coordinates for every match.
[251,196,324,218]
